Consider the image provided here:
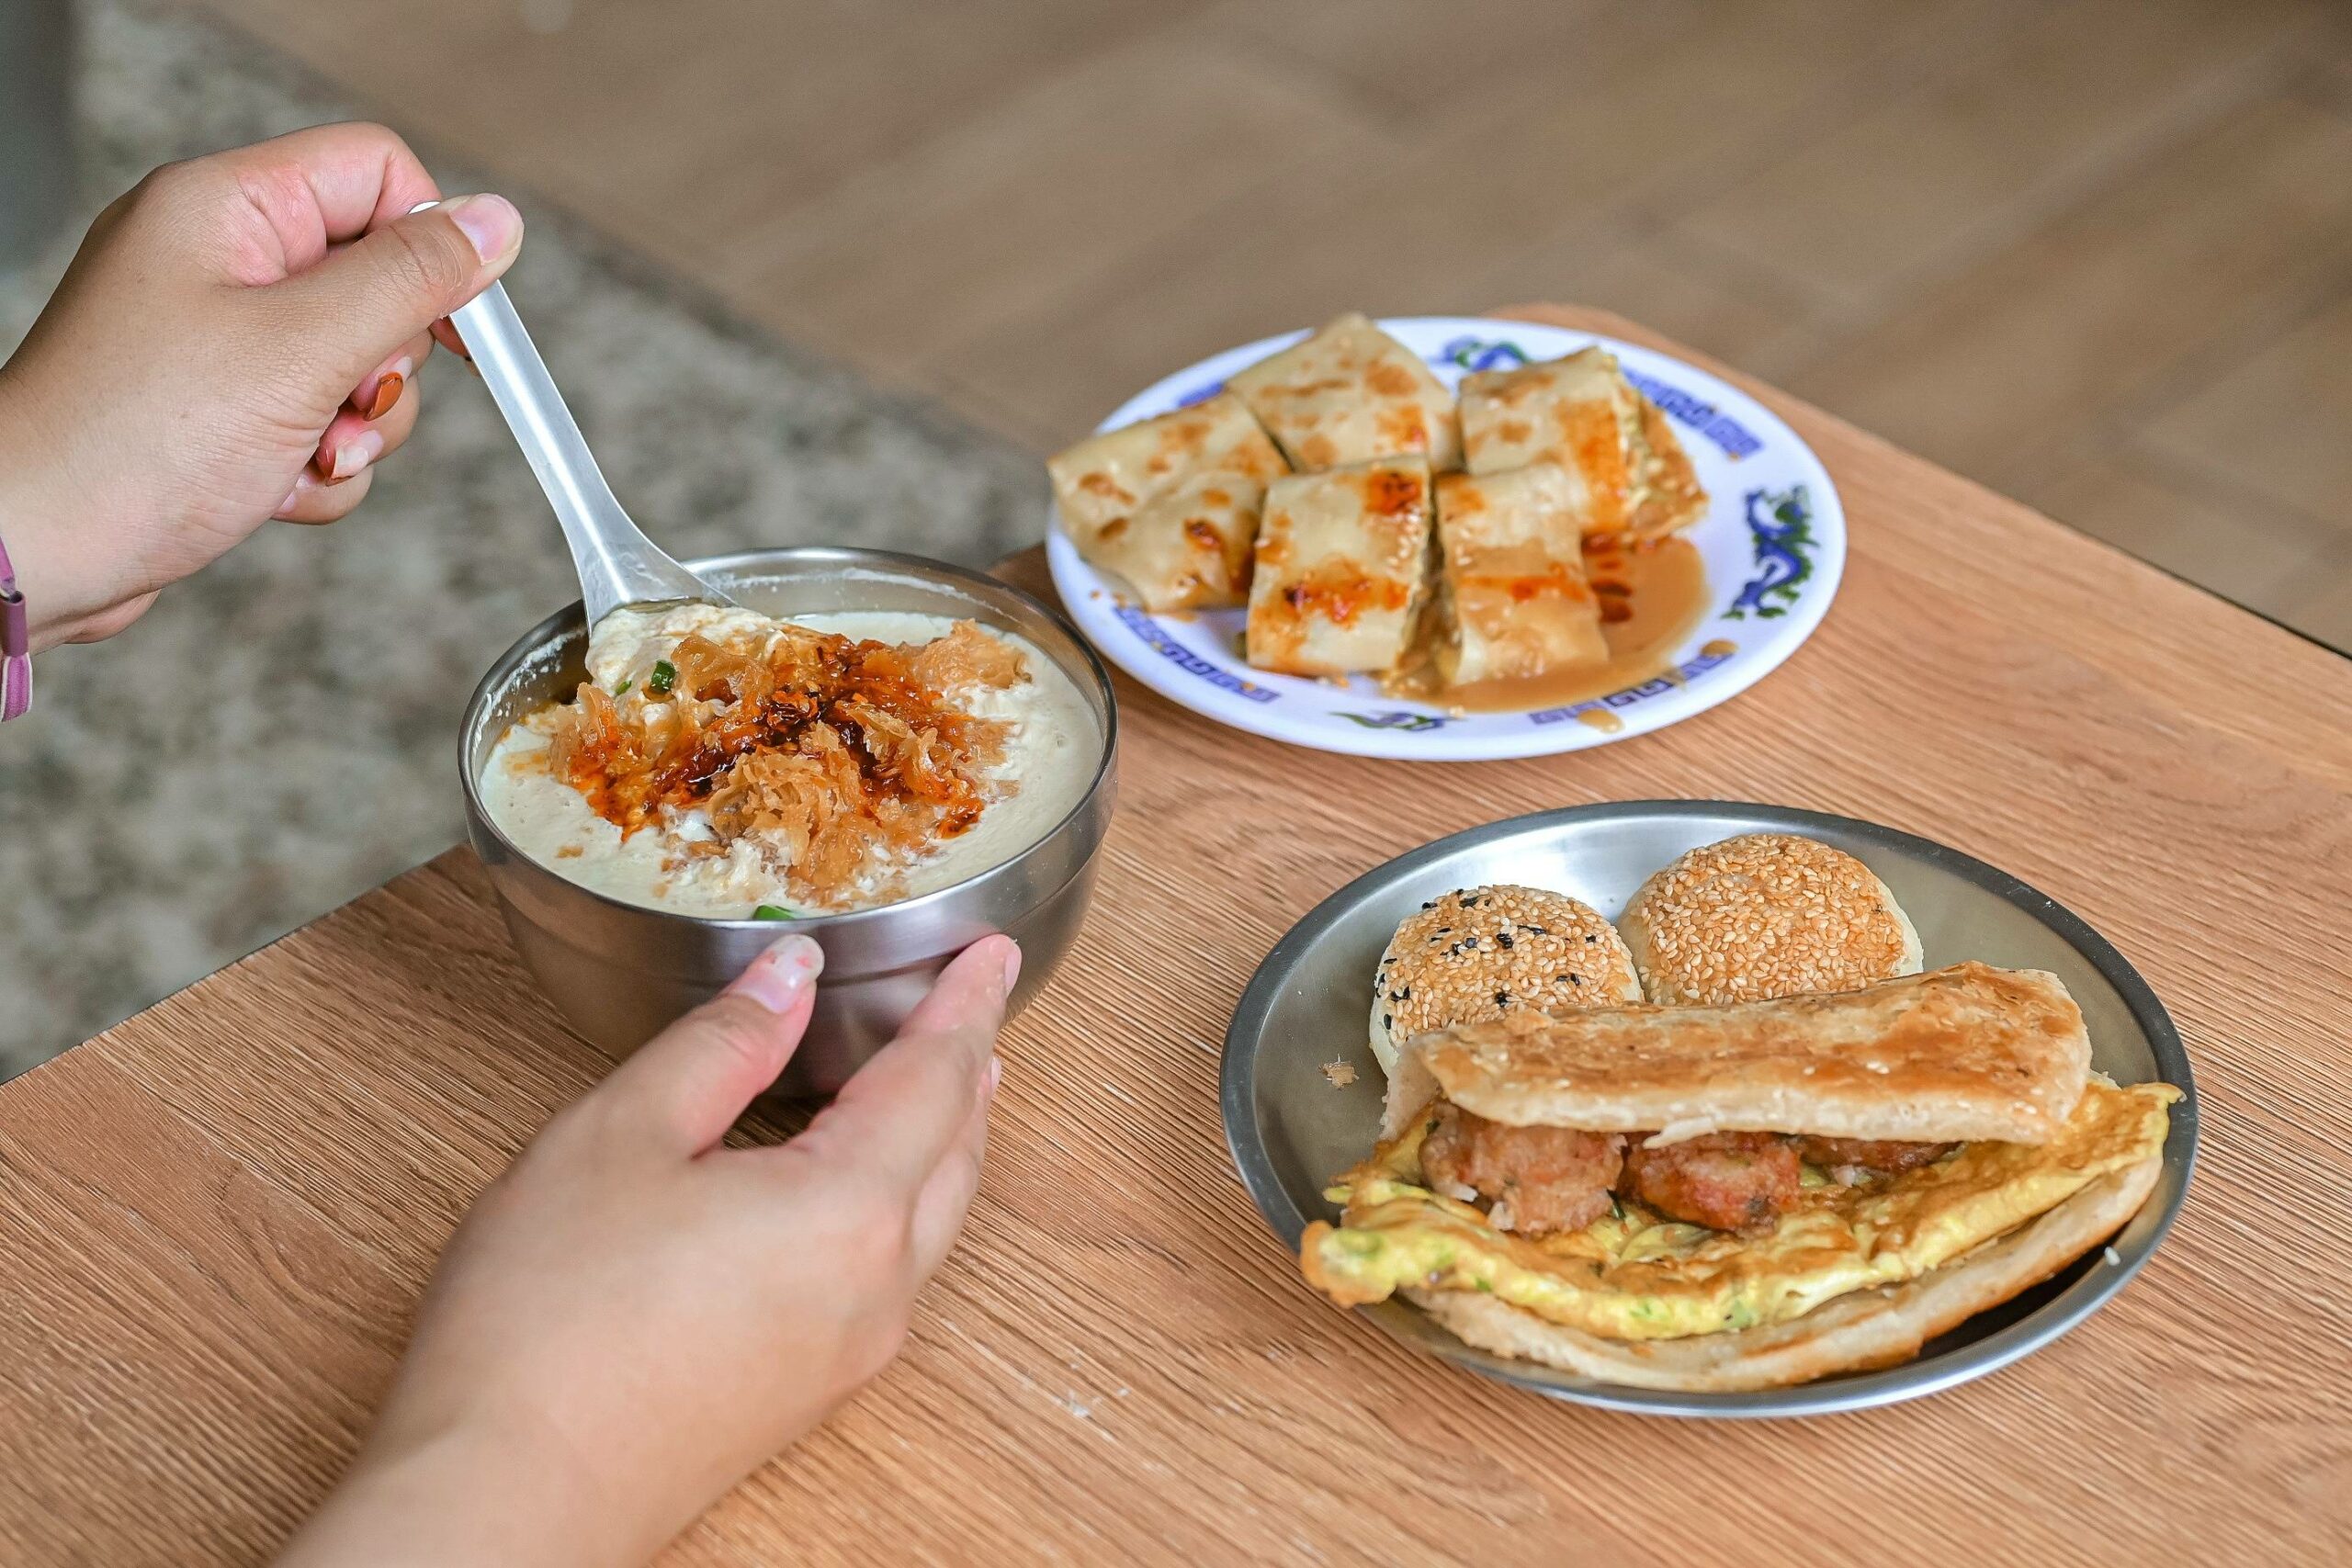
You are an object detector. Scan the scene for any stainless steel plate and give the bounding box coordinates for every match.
[1220,801,2199,1418]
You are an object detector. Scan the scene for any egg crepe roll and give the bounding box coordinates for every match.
[1382,962,2091,1148]
[1227,312,1462,473]
[1456,346,1707,539]
[1245,458,1434,677]
[1047,390,1289,612]
[1430,465,1610,685]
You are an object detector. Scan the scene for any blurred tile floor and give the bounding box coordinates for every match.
[189,0,2352,652]
[0,0,1039,1071]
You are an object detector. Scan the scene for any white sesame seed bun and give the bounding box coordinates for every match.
[1619,833,1923,1007]
[1371,886,1641,1077]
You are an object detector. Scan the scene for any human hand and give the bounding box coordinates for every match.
[0,121,523,650]
[277,931,1017,1568]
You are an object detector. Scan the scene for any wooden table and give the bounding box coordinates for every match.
[4,308,2348,1565]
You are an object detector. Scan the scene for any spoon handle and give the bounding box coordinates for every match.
[442,266,724,627]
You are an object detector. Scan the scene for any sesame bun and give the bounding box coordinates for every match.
[1619,833,1923,1006]
[1370,886,1642,1077]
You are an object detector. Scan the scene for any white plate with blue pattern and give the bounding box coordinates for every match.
[1044,317,1845,761]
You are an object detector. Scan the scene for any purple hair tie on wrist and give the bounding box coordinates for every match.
[0,526,28,722]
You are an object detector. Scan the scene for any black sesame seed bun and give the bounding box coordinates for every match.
[1370,885,1641,1077]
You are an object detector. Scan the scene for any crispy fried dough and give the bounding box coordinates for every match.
[1383,962,2090,1146]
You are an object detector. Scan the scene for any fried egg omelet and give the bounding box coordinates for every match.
[1303,1078,2177,1342]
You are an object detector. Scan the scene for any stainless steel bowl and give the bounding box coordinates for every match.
[459,547,1118,1096]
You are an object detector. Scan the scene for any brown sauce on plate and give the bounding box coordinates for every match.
[1387,536,1711,714]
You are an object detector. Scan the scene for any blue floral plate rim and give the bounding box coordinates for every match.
[1046,317,1846,761]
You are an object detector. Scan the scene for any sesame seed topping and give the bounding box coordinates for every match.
[1375,885,1640,1042]
[1623,833,1915,1006]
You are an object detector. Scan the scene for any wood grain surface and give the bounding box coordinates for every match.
[3,308,2347,1566]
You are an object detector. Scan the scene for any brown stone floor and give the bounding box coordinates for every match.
[189,0,2352,650]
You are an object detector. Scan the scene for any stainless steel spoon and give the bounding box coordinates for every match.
[422,203,734,628]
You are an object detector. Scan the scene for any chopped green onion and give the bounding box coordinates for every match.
[612,678,633,696]
[648,659,677,695]
[752,904,796,920]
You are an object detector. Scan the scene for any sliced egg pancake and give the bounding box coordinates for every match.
[1302,1079,2176,1342]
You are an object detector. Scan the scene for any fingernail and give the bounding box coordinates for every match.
[362,365,408,422]
[725,932,822,1014]
[441,193,522,264]
[326,428,384,482]
[987,1055,1003,1095]
[1000,938,1023,997]
[277,484,303,513]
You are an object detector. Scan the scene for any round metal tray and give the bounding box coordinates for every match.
[1220,801,2199,1418]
